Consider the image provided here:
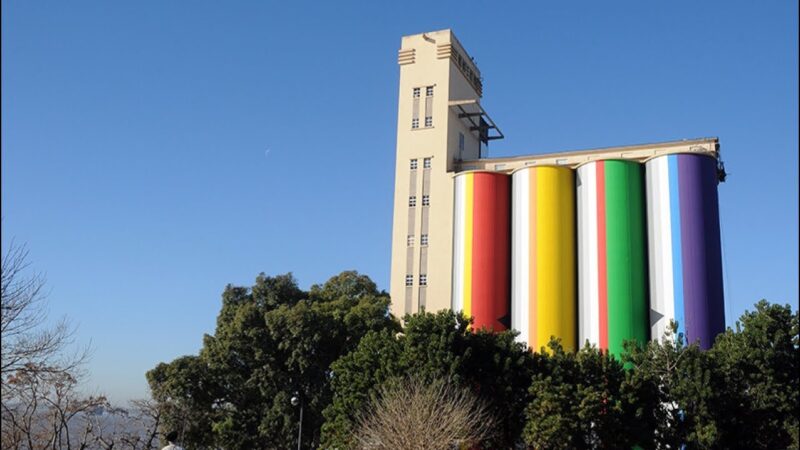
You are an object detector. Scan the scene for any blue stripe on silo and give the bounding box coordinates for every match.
[668,155,685,339]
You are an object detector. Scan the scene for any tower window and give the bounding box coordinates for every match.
[409,196,416,207]
[421,234,429,246]
[412,118,419,129]
[419,274,427,286]
[422,195,430,206]
[459,133,465,152]
[407,235,415,247]
[413,87,420,98]
[426,86,434,96]
[425,116,432,127]
[405,275,413,286]
[423,158,431,169]
[410,159,418,170]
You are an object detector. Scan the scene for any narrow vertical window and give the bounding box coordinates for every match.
[409,196,416,207]
[407,235,415,247]
[459,133,465,152]
[412,87,420,129]
[422,195,430,206]
[424,85,433,128]
[423,158,431,169]
[410,159,418,170]
[421,234,429,246]
[419,274,427,286]
[405,275,413,286]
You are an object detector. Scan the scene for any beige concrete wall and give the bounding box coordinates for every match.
[389,30,483,319]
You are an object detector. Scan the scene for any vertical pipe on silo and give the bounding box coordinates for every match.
[452,175,466,315]
[511,169,531,345]
[577,160,648,356]
[646,154,725,349]
[452,172,510,332]
[512,167,576,352]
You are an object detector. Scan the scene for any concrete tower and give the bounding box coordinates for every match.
[389,30,502,319]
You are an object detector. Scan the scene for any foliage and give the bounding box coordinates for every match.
[353,376,496,450]
[523,341,653,449]
[524,300,799,450]
[624,325,719,448]
[146,271,398,450]
[321,310,535,449]
[146,355,218,449]
[708,300,799,449]
[146,265,798,450]
[623,300,800,449]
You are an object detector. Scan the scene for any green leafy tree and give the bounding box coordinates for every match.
[321,310,535,449]
[320,329,403,448]
[708,300,799,449]
[148,274,798,450]
[524,341,653,449]
[147,271,398,450]
[625,301,799,449]
[625,326,719,449]
[146,355,219,449]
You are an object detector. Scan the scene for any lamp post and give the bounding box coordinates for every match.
[291,392,303,450]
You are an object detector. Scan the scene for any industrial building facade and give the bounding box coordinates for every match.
[389,30,725,352]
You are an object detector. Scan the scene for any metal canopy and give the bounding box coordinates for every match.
[449,99,504,146]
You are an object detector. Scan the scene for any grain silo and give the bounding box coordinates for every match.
[645,154,725,349]
[511,166,576,352]
[452,171,511,331]
[577,160,649,355]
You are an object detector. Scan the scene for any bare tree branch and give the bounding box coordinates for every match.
[2,241,90,394]
[1,240,99,450]
[354,376,497,450]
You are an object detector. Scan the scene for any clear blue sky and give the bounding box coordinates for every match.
[2,1,797,402]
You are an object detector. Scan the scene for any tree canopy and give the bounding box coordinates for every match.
[321,310,536,449]
[524,341,653,449]
[147,270,798,450]
[147,271,398,449]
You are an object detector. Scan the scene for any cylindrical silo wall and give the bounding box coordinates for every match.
[452,172,511,332]
[577,160,648,356]
[512,167,576,352]
[645,154,724,349]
